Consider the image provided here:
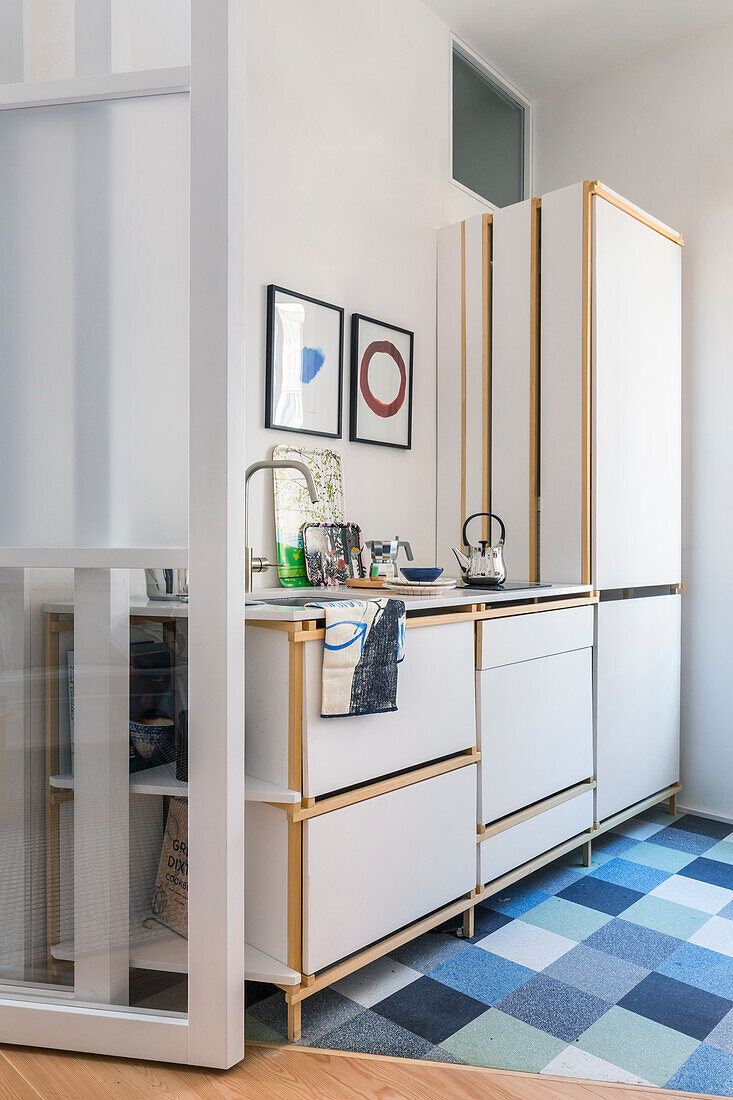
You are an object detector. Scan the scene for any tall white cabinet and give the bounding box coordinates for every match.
[540,181,682,827]
[437,179,683,838]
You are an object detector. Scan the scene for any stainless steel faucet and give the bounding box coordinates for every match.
[244,459,319,593]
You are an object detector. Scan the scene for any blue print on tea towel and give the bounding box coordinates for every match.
[306,598,406,718]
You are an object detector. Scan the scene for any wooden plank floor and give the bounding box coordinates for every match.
[0,1042,708,1100]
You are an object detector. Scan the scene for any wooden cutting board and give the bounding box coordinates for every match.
[345,577,385,589]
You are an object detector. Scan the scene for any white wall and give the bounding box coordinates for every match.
[534,24,733,820]
[244,0,487,575]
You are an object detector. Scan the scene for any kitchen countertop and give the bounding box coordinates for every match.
[44,582,594,622]
[243,582,594,622]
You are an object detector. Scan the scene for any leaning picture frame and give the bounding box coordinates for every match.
[265,284,344,438]
[350,313,414,449]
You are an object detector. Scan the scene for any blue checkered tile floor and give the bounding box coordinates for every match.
[246,810,733,1096]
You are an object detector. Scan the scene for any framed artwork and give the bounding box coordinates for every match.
[350,314,413,448]
[265,285,344,438]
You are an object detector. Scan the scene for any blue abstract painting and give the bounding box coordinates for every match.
[301,345,325,384]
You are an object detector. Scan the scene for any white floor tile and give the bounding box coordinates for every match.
[611,820,664,841]
[331,956,421,1007]
[688,916,733,957]
[650,874,733,914]
[475,920,576,970]
[542,1045,652,1085]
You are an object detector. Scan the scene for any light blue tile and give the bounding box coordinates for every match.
[430,947,534,1006]
[589,857,671,894]
[708,1007,733,1056]
[706,841,733,867]
[520,896,612,941]
[622,894,710,940]
[544,943,649,1004]
[658,942,733,1001]
[665,1043,733,1095]
[440,1007,567,1071]
[622,841,695,874]
[488,887,551,918]
[576,1005,699,1086]
[720,899,733,922]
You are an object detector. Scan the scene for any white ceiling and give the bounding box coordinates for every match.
[421,0,733,99]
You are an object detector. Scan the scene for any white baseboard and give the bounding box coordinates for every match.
[677,804,733,828]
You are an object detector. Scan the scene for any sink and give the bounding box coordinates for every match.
[254,596,350,607]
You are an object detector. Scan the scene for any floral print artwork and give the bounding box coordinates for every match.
[272,445,345,587]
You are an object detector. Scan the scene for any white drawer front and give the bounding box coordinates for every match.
[480,790,593,885]
[303,766,477,974]
[477,605,593,670]
[478,646,593,824]
[303,620,476,798]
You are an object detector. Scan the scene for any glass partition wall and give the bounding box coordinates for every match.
[0,1,245,1068]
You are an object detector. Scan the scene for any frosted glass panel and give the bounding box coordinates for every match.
[0,566,188,1014]
[0,92,189,548]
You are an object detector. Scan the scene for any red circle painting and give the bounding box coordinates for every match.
[359,340,407,418]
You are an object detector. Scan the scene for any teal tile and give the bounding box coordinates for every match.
[707,841,733,867]
[245,1013,284,1043]
[440,1006,566,1071]
[520,897,612,941]
[623,894,710,939]
[640,807,686,826]
[623,842,694,874]
[577,1006,700,1086]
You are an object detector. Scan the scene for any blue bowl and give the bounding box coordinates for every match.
[401,567,444,583]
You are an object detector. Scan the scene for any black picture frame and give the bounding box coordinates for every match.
[350,313,414,449]
[265,284,344,439]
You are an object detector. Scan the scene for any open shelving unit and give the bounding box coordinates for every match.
[44,604,300,994]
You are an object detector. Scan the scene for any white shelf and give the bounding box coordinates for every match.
[245,943,300,987]
[0,68,191,112]
[52,932,299,986]
[52,916,187,975]
[245,775,300,805]
[51,763,188,798]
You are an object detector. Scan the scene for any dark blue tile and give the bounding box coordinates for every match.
[589,857,671,894]
[497,973,609,1042]
[584,918,684,969]
[648,827,719,856]
[372,975,486,1044]
[680,857,733,892]
[557,876,643,917]
[619,971,732,1042]
[670,815,732,841]
[472,906,513,941]
[310,1008,435,1059]
[666,1043,733,1095]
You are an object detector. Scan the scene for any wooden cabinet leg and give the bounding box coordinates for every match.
[582,839,592,867]
[461,905,474,939]
[287,997,301,1043]
[669,791,678,816]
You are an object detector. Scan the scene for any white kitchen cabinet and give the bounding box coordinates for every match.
[246,619,477,799]
[303,766,476,974]
[596,595,681,822]
[540,182,682,589]
[478,647,593,824]
[303,620,476,797]
[480,790,593,886]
